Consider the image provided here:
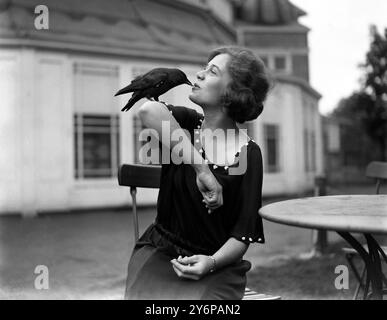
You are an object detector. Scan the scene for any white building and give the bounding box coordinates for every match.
[0,0,322,216]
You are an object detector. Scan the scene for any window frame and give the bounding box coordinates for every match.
[74,113,120,180]
[303,102,317,173]
[263,123,281,173]
[257,53,292,74]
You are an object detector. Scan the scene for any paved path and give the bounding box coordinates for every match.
[0,183,381,299]
[0,208,343,299]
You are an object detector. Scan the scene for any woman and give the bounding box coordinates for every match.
[125,46,270,300]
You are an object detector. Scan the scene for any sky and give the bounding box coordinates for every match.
[290,0,387,114]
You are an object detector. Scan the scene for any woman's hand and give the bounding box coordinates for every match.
[195,167,223,213]
[170,255,214,280]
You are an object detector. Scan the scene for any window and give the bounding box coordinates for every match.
[74,114,120,179]
[264,124,280,173]
[260,55,269,68]
[311,132,316,172]
[303,103,317,173]
[256,54,290,73]
[274,55,287,72]
[304,129,310,172]
[73,62,120,179]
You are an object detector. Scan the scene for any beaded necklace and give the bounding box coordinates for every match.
[194,115,254,173]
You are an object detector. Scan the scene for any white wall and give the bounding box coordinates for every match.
[252,82,321,196]
[255,84,288,195]
[0,50,204,215]
[314,101,325,176]
[35,53,73,212]
[0,49,21,213]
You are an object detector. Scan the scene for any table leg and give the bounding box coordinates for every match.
[337,232,387,300]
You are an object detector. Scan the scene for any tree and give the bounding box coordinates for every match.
[332,25,387,161]
[333,93,380,165]
[362,26,387,160]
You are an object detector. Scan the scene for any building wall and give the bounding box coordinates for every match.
[249,82,322,196]
[292,54,309,82]
[0,49,21,213]
[0,46,321,215]
[244,31,308,49]
[0,48,201,215]
[239,29,310,83]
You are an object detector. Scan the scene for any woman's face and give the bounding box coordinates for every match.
[189,53,231,108]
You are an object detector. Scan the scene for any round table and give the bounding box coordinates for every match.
[259,195,387,300]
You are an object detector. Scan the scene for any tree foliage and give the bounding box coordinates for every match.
[332,25,387,161]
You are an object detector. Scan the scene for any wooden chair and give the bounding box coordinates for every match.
[342,161,387,299]
[118,163,281,300]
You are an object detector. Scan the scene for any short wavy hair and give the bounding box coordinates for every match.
[208,46,271,123]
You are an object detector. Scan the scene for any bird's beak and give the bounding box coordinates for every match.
[185,80,193,86]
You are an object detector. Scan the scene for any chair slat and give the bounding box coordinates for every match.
[118,164,161,188]
[243,288,281,300]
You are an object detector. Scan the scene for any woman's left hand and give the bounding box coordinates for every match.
[170,255,213,280]
[195,167,223,214]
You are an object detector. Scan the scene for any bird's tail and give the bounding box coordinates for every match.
[121,92,143,112]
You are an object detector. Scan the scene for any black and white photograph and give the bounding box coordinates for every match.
[0,0,386,303]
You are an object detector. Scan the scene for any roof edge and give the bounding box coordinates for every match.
[289,0,307,18]
[236,22,310,33]
[275,74,322,100]
[0,38,209,64]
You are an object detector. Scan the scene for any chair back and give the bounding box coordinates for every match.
[118,164,161,242]
[365,161,387,194]
[118,164,161,188]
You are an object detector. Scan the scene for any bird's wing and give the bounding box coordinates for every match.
[128,69,169,91]
[114,69,169,96]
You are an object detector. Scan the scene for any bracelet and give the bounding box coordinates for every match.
[208,256,217,273]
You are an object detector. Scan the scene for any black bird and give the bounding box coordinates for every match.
[115,68,193,111]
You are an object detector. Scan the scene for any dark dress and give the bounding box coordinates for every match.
[124,104,265,300]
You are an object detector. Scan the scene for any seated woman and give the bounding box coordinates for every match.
[124,46,271,300]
